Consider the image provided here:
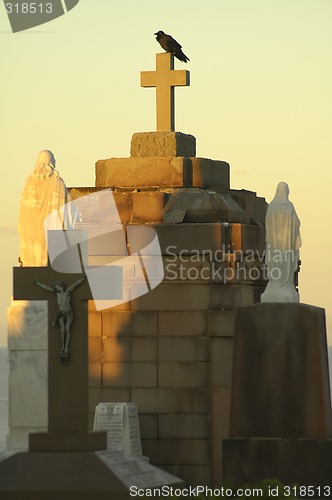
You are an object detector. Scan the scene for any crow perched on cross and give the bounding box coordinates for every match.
[154,30,190,63]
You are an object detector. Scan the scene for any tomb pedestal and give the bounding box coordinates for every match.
[230,303,332,438]
[130,131,196,157]
[223,302,332,486]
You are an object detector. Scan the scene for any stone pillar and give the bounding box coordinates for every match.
[223,302,332,487]
[230,303,332,439]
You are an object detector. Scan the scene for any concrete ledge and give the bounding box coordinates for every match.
[223,438,332,488]
[130,131,196,157]
[95,156,229,191]
[95,157,192,188]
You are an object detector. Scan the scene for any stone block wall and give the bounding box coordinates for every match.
[70,131,268,486]
[70,188,266,227]
[87,283,261,486]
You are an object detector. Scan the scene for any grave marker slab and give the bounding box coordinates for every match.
[93,403,142,455]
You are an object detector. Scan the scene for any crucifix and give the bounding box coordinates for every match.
[13,236,121,451]
[141,52,190,131]
[34,276,87,365]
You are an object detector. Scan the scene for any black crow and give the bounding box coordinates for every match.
[154,30,190,63]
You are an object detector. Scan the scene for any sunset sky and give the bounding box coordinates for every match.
[0,0,331,345]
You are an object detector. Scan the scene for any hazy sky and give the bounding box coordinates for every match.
[0,0,332,345]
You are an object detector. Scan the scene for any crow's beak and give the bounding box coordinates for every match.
[154,32,158,35]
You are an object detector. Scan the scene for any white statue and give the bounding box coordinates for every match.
[261,181,301,303]
[18,150,78,266]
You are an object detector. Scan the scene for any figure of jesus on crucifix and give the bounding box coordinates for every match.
[34,276,87,364]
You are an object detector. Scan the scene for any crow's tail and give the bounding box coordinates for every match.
[174,49,190,63]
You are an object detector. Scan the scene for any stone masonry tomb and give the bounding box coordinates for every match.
[69,52,268,486]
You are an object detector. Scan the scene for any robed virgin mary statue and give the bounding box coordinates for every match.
[261,182,301,303]
[18,150,79,266]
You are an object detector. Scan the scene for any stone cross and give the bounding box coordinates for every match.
[141,52,190,131]
[13,263,107,451]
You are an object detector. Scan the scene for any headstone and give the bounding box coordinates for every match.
[93,403,143,456]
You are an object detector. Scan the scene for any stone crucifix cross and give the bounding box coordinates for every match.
[33,276,87,365]
[13,262,108,451]
[141,52,190,131]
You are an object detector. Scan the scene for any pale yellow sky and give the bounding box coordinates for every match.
[0,0,332,345]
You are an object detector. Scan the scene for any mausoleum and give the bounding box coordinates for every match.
[68,52,268,486]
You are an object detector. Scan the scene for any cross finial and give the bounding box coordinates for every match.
[141,53,190,132]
